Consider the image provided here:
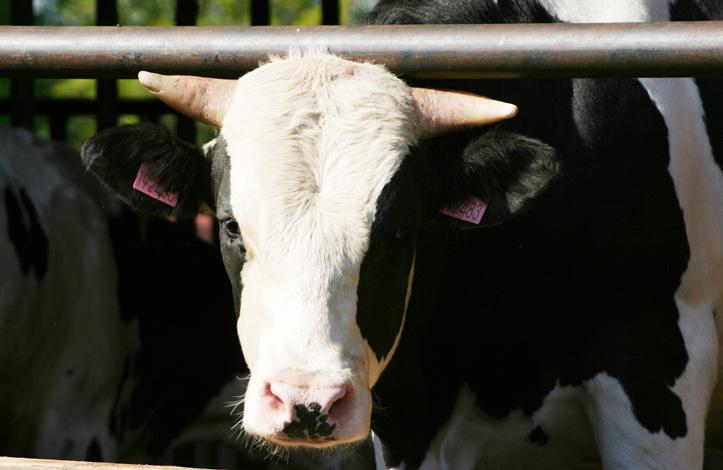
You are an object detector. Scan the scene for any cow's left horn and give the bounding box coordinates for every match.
[411,88,518,137]
[138,72,236,128]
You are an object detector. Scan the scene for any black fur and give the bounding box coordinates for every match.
[528,426,548,446]
[357,157,418,361]
[693,78,723,173]
[107,215,241,459]
[670,0,723,20]
[4,187,31,276]
[419,130,559,226]
[81,124,211,218]
[85,437,103,462]
[3,186,49,280]
[367,0,695,467]
[358,132,559,362]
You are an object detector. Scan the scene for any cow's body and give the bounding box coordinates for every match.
[0,125,245,466]
[0,125,129,459]
[366,1,723,468]
[82,0,723,468]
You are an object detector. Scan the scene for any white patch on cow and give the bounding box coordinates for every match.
[371,430,388,470]
[638,77,723,453]
[0,126,131,459]
[537,0,672,22]
[637,78,723,319]
[585,363,710,470]
[365,251,415,387]
[530,1,722,463]
[220,51,418,442]
[409,384,598,470]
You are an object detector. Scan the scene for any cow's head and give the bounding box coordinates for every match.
[82,51,557,448]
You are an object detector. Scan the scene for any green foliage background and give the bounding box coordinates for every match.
[0,0,376,147]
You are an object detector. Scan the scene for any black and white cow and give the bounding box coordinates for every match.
[0,124,131,459]
[81,0,723,468]
[0,124,248,466]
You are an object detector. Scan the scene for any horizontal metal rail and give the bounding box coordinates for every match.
[0,456,210,469]
[0,22,722,78]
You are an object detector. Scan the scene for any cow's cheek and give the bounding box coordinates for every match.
[237,261,265,371]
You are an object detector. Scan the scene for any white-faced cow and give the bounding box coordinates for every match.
[81,0,723,468]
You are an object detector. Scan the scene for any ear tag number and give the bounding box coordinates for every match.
[132,162,179,208]
[440,196,488,224]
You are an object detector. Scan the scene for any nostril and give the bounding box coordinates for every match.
[323,386,348,415]
[265,382,284,410]
[325,383,354,423]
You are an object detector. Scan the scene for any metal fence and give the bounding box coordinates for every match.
[0,0,346,145]
[1,0,722,145]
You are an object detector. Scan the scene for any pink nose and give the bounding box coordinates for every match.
[266,382,351,440]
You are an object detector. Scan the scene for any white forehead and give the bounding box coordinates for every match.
[220,52,416,274]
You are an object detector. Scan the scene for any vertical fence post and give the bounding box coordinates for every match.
[322,0,339,25]
[9,0,34,131]
[175,0,199,144]
[49,114,68,142]
[96,0,118,131]
[251,0,270,25]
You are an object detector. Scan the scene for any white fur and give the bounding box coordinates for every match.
[413,384,598,470]
[220,52,418,442]
[637,77,723,462]
[538,0,672,22]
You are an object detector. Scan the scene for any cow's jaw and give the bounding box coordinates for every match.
[220,51,417,447]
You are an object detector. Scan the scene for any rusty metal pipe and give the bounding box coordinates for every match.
[0,22,721,79]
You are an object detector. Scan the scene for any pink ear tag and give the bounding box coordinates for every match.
[440,196,488,224]
[132,162,179,208]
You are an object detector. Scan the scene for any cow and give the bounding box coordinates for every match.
[80,0,723,468]
[0,124,131,460]
[0,124,248,467]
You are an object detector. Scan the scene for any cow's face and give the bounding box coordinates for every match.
[214,54,418,445]
[81,51,535,448]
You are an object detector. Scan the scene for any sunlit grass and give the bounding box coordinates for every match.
[34,79,96,98]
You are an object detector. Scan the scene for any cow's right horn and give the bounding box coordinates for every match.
[138,72,237,128]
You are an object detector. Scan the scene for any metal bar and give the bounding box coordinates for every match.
[0,456,212,469]
[0,22,722,78]
[251,0,270,26]
[49,113,67,141]
[322,0,340,25]
[175,0,199,26]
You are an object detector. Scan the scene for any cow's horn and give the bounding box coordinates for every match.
[138,71,236,128]
[411,88,518,137]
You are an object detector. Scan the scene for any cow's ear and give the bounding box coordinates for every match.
[81,123,212,218]
[433,130,560,226]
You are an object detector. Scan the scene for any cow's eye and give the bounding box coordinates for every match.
[223,219,242,239]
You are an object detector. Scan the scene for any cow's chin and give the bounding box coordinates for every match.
[241,376,373,449]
